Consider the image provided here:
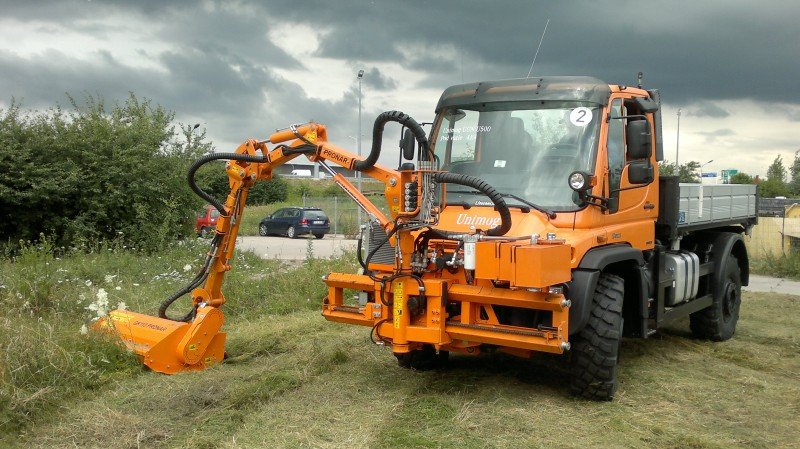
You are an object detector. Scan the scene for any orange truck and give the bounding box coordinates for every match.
[100,76,757,400]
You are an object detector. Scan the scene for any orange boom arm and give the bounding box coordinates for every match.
[97,122,410,373]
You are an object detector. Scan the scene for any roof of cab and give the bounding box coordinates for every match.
[435,76,612,112]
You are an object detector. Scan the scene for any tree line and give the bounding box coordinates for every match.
[659,152,800,198]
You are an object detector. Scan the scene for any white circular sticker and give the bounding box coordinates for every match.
[569,107,593,127]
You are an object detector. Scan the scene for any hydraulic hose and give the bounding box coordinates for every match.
[165,143,320,322]
[188,152,268,214]
[158,233,221,322]
[353,111,429,172]
[188,145,317,215]
[432,172,511,236]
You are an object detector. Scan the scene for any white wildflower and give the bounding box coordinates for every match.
[133,283,140,287]
[104,274,117,284]
[84,279,92,287]
[80,324,88,335]
[116,301,127,311]
[96,288,108,304]
[115,286,121,291]
[183,264,192,272]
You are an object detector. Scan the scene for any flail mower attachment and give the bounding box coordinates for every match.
[96,307,226,374]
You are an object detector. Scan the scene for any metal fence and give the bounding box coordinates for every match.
[300,192,800,258]
[758,198,800,217]
[299,195,362,237]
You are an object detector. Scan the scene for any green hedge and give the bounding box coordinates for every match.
[0,94,210,252]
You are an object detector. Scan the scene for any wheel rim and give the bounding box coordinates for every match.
[259,224,267,235]
[287,227,295,238]
[722,281,739,322]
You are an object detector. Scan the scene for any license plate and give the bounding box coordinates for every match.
[313,220,324,225]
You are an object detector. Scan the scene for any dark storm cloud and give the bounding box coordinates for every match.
[360,67,397,91]
[254,0,800,105]
[688,104,730,118]
[696,128,736,144]
[2,0,798,156]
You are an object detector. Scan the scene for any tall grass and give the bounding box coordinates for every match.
[750,251,800,279]
[0,237,356,435]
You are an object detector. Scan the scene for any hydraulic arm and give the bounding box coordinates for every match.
[98,112,450,373]
[98,109,572,374]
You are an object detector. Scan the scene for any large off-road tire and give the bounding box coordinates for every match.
[570,273,624,401]
[690,255,741,341]
[286,226,297,239]
[258,224,268,236]
[395,345,449,370]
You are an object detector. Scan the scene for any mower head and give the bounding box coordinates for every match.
[96,306,226,374]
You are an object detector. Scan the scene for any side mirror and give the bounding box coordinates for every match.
[401,129,415,160]
[626,120,651,159]
[628,160,654,184]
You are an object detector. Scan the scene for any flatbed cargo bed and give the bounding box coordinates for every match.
[657,176,757,239]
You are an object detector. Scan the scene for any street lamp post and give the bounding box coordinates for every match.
[675,108,681,168]
[187,123,200,152]
[357,69,364,226]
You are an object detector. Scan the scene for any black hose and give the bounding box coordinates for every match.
[187,152,272,215]
[158,233,222,322]
[432,172,511,236]
[353,111,429,172]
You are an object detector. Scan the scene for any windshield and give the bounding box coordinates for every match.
[430,101,600,211]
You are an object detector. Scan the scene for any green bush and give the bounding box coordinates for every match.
[193,163,288,206]
[248,176,289,205]
[0,95,211,253]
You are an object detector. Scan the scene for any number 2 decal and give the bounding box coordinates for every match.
[569,107,593,127]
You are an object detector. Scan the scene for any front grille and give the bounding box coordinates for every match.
[367,221,395,266]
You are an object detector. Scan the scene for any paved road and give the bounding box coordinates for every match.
[237,235,357,260]
[236,238,799,295]
[744,274,800,295]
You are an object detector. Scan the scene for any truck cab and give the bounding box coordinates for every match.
[335,77,756,399]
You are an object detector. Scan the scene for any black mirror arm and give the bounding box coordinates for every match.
[606,114,648,123]
[580,192,611,211]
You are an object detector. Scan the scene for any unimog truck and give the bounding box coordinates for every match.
[102,76,757,400]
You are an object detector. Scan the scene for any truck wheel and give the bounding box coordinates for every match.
[395,345,449,370]
[286,226,297,239]
[258,224,268,236]
[570,273,624,401]
[690,255,741,341]
[314,233,325,239]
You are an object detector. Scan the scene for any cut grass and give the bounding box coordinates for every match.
[6,292,799,449]
[0,239,356,438]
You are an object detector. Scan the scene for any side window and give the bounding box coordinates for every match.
[274,209,287,218]
[607,99,625,195]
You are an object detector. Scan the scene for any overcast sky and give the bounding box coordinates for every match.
[2,0,798,177]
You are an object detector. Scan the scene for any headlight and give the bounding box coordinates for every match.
[568,171,588,191]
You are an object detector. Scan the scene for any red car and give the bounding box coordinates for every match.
[195,205,220,237]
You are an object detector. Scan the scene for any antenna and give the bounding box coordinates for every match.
[526,18,550,78]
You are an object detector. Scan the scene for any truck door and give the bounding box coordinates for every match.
[602,96,658,247]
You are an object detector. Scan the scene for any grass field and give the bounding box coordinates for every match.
[2,243,799,448]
